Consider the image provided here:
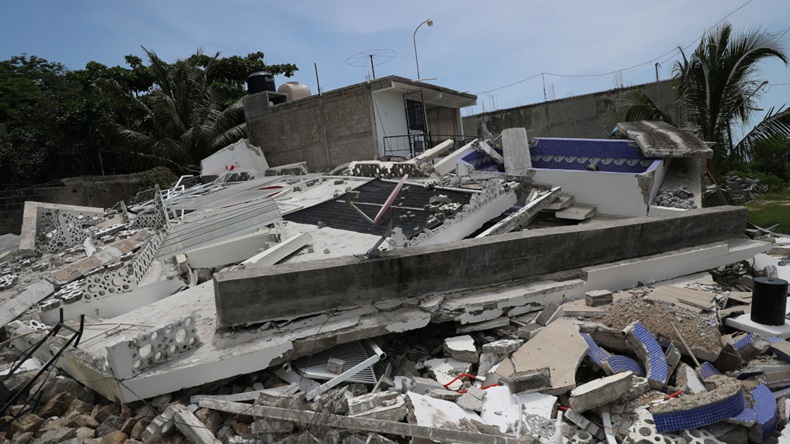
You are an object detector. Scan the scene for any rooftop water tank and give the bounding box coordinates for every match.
[277,81,311,101]
[246,71,276,94]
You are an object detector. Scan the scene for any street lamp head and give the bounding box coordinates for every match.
[426,19,433,27]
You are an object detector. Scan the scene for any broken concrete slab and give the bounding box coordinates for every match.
[476,187,560,237]
[185,229,275,269]
[576,238,770,299]
[569,371,633,413]
[555,204,596,221]
[501,128,531,176]
[443,335,478,363]
[496,318,588,394]
[242,232,312,268]
[534,302,563,326]
[50,229,153,285]
[199,396,519,444]
[0,279,54,327]
[646,286,715,313]
[215,206,749,327]
[479,386,556,434]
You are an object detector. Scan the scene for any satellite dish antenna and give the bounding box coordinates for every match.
[346,174,409,258]
[346,49,396,79]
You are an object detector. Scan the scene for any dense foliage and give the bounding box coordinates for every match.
[0,49,297,186]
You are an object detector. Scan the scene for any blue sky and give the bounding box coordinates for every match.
[2,0,789,139]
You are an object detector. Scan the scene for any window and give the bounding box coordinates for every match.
[405,99,426,132]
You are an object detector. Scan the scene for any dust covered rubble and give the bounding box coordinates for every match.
[1,145,790,441]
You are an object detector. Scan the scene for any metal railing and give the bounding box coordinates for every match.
[382,133,476,158]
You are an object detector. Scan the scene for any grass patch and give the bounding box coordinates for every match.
[746,189,790,234]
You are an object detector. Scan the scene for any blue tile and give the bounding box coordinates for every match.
[605,355,646,377]
[699,362,722,379]
[632,322,668,386]
[653,387,745,432]
[752,384,778,441]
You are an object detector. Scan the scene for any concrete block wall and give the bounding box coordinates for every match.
[245,81,379,172]
[462,80,679,139]
[0,174,143,235]
[214,206,747,327]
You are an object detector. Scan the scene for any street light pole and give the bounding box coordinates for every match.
[413,18,433,80]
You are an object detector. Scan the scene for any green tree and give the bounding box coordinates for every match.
[622,23,789,174]
[108,48,297,173]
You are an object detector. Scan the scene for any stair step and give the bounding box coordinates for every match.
[555,204,597,221]
[543,193,574,211]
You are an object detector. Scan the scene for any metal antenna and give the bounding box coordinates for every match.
[346,49,396,80]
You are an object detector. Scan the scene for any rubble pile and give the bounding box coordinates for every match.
[723,175,771,204]
[652,186,697,209]
[0,125,787,443]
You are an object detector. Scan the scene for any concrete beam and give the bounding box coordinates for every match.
[198,398,519,444]
[214,206,748,327]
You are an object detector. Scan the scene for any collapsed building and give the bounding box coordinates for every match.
[1,77,790,444]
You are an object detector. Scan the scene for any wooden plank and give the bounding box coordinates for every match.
[495,318,588,393]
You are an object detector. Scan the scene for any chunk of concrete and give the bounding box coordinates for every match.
[503,367,551,394]
[444,335,479,363]
[535,302,563,326]
[456,386,486,412]
[171,403,222,444]
[501,128,531,176]
[242,232,312,268]
[348,391,407,422]
[569,371,634,413]
[585,290,613,307]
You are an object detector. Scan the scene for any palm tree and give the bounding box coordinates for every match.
[622,23,789,172]
[111,48,247,173]
[675,24,788,169]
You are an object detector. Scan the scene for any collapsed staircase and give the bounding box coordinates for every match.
[543,192,597,221]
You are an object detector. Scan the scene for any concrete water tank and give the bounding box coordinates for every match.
[277,81,311,101]
[246,71,276,94]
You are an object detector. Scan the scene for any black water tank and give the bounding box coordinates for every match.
[750,277,789,326]
[246,71,275,94]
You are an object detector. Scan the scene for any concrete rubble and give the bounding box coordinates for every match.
[1,123,790,443]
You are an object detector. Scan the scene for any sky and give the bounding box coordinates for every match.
[2,0,789,140]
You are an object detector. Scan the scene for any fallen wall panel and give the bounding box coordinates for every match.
[214,206,747,327]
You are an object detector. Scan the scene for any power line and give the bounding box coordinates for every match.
[475,0,757,95]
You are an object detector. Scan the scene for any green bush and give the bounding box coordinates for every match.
[140,166,178,190]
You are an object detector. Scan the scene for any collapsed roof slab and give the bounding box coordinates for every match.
[214,206,748,327]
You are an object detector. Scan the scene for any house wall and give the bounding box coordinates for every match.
[372,90,410,156]
[530,163,664,217]
[463,80,679,138]
[427,107,461,137]
[245,83,379,172]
